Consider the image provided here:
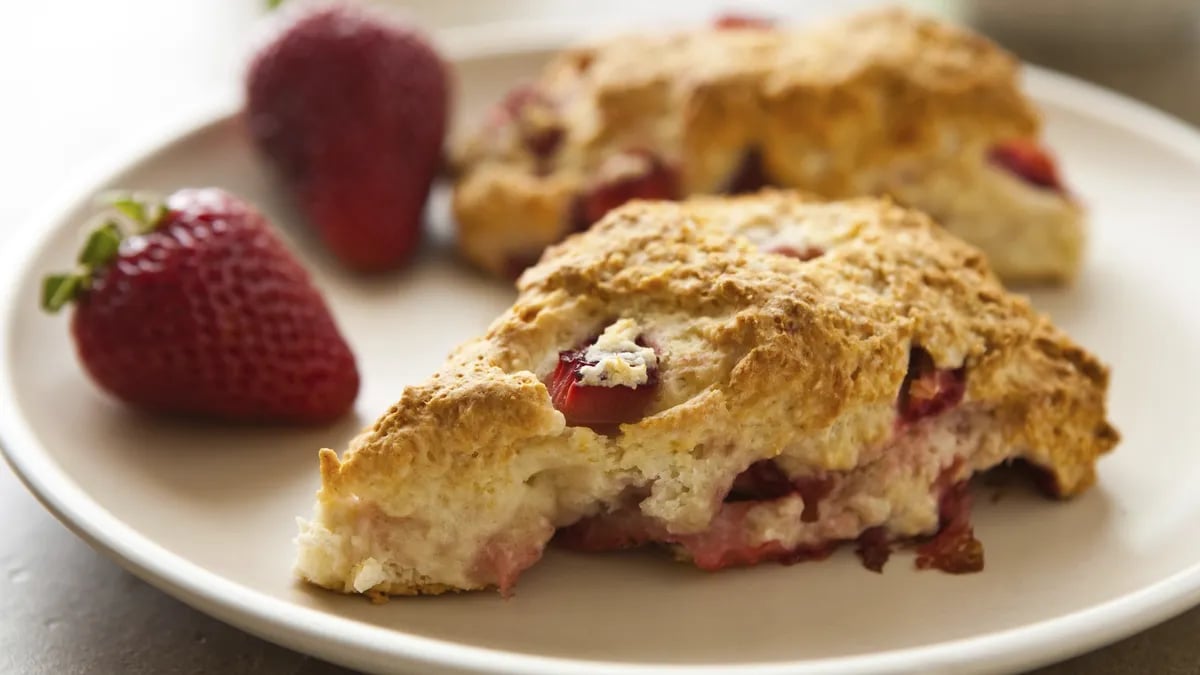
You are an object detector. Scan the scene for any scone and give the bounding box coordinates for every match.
[295,191,1117,598]
[453,8,1083,284]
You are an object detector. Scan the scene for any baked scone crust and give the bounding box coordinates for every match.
[453,8,1083,284]
[298,191,1116,597]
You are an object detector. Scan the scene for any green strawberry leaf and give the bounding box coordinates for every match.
[77,221,123,267]
[41,274,83,313]
[101,191,166,233]
[110,195,146,225]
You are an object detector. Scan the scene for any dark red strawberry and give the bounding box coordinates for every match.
[988,139,1065,193]
[41,189,359,424]
[245,3,448,272]
[570,152,679,232]
[898,347,966,423]
[546,340,659,430]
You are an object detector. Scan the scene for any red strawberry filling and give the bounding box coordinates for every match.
[489,84,565,166]
[673,503,834,571]
[554,507,663,552]
[569,151,680,232]
[769,244,825,261]
[727,459,794,501]
[726,460,835,523]
[713,14,776,30]
[546,335,660,431]
[550,348,983,576]
[724,147,774,194]
[556,502,835,571]
[855,526,892,573]
[988,139,1065,193]
[916,468,983,573]
[898,347,966,424]
[473,530,551,598]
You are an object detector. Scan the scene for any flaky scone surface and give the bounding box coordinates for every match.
[298,191,1115,597]
[453,7,1083,284]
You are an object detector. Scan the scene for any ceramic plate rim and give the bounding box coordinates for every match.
[4,32,1200,675]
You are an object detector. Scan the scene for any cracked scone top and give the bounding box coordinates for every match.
[296,191,1117,598]
[454,7,1083,284]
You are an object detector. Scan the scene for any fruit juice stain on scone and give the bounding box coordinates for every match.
[294,191,1117,599]
[452,7,1084,285]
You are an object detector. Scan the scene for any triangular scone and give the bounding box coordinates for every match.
[454,8,1083,284]
[296,191,1117,598]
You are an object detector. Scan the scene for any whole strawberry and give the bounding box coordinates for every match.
[42,188,360,424]
[245,3,449,272]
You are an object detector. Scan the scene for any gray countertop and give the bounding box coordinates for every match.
[2,2,1198,673]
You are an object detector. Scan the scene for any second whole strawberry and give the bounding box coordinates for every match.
[246,3,449,272]
[42,188,359,424]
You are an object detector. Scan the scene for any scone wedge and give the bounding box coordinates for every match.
[454,8,1083,284]
[297,191,1117,598]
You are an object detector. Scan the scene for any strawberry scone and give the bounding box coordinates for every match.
[453,8,1082,284]
[295,191,1117,598]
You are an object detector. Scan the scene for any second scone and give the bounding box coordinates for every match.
[454,8,1083,284]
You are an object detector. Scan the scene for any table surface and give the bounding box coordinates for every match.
[2,2,1199,674]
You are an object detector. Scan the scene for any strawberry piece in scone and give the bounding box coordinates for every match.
[546,321,660,430]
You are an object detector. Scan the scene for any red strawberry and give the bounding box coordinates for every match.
[41,189,359,424]
[546,341,659,430]
[987,139,1065,193]
[569,151,680,232]
[245,3,449,272]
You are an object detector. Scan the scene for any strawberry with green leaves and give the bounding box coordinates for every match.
[43,188,359,424]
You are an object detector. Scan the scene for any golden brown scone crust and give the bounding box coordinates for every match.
[453,7,1083,284]
[298,191,1116,597]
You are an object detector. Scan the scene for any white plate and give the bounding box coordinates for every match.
[4,36,1200,675]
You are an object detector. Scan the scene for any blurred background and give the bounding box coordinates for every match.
[1,1,1197,673]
